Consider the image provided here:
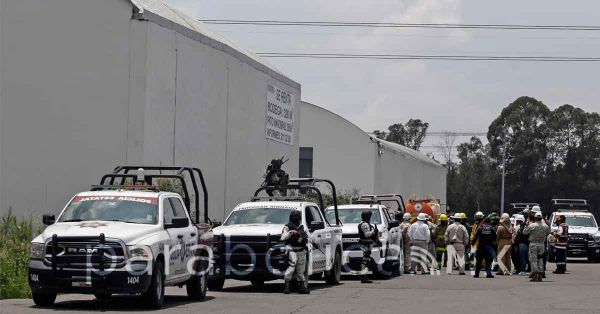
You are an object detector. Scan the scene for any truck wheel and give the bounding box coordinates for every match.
[325,250,342,285]
[32,292,57,307]
[94,293,111,300]
[207,277,225,291]
[186,266,208,300]
[142,260,165,309]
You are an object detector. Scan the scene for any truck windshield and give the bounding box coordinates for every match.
[58,195,159,225]
[563,215,597,228]
[224,207,295,225]
[324,208,381,225]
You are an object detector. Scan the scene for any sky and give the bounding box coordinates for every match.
[166,0,600,159]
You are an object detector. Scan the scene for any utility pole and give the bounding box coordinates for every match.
[500,140,507,214]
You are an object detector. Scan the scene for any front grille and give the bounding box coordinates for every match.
[44,238,126,269]
[225,235,283,255]
[569,234,588,242]
[217,235,287,274]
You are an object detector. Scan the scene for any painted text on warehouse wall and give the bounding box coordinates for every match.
[266,83,294,145]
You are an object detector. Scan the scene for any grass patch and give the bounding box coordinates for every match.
[0,211,41,299]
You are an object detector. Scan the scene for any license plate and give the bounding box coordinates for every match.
[343,238,359,243]
[72,281,92,288]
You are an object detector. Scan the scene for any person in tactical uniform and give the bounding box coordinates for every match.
[471,216,496,278]
[281,211,310,294]
[469,211,485,270]
[358,210,379,283]
[523,211,551,282]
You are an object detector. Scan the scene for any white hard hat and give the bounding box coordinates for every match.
[417,213,427,221]
[532,205,541,213]
[403,213,412,221]
[474,211,484,218]
[515,214,525,222]
[534,211,543,218]
[454,213,462,220]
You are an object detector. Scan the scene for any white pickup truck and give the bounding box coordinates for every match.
[325,204,403,278]
[208,178,343,290]
[28,166,214,309]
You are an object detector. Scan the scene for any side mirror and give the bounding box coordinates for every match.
[43,214,55,226]
[165,217,190,229]
[310,221,325,231]
[212,220,222,228]
[388,220,400,230]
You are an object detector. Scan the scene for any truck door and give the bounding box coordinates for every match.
[162,197,188,282]
[169,197,197,280]
[305,206,327,272]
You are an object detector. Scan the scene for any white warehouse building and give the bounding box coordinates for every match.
[299,102,446,207]
[0,0,300,220]
[0,0,446,221]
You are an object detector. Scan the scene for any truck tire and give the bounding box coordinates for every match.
[186,266,208,300]
[325,250,342,285]
[207,277,225,291]
[32,292,57,307]
[142,260,165,309]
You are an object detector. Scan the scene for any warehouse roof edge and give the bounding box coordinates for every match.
[128,0,301,90]
[302,101,443,169]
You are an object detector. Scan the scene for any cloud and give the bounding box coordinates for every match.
[166,0,600,138]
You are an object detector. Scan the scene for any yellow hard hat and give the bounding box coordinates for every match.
[460,213,467,219]
[440,214,448,221]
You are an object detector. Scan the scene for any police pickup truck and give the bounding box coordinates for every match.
[208,178,343,290]
[547,199,600,262]
[28,166,214,309]
[325,195,404,278]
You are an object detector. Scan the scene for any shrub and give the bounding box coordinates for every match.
[0,211,41,299]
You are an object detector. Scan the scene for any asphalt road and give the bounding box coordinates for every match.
[2,261,600,314]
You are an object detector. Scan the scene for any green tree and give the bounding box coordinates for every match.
[449,96,600,218]
[487,96,551,204]
[373,119,429,151]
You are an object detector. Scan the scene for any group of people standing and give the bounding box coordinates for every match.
[279,206,570,295]
[397,206,569,282]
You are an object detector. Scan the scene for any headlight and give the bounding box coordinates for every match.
[30,242,45,259]
[127,245,153,260]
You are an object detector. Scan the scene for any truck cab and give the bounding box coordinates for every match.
[325,195,403,278]
[28,166,213,309]
[208,178,343,290]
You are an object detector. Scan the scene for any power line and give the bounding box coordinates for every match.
[427,132,487,136]
[199,19,600,31]
[256,52,600,62]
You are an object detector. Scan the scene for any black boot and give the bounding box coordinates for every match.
[298,282,310,294]
[283,281,290,294]
[530,272,537,282]
[361,275,373,283]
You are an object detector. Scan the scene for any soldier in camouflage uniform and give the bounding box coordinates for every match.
[281,211,310,294]
[523,211,551,282]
